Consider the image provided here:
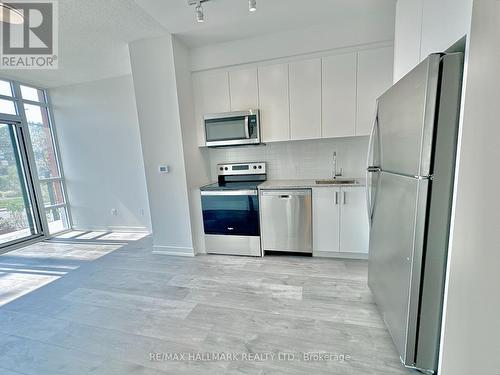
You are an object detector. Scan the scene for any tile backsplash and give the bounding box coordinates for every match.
[208,136,369,181]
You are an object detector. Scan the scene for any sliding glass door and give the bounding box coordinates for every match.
[0,78,70,251]
[0,121,43,246]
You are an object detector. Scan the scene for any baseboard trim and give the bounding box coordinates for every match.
[152,245,195,257]
[313,251,368,260]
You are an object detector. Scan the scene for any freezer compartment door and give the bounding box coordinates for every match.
[376,54,441,177]
[368,171,429,366]
[260,190,312,253]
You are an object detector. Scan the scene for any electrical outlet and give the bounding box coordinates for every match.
[111,208,118,216]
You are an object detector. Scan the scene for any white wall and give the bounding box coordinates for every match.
[393,0,473,82]
[208,137,369,181]
[190,11,396,72]
[439,1,500,374]
[129,35,194,255]
[50,75,151,232]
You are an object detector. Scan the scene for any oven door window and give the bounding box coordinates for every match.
[205,116,247,142]
[202,194,260,236]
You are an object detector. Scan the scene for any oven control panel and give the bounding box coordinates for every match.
[217,162,266,176]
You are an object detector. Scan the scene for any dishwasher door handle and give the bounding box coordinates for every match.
[279,195,292,199]
[261,190,311,197]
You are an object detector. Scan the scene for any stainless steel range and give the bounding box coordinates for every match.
[200,162,267,257]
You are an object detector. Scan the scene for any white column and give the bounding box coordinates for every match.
[128,35,194,256]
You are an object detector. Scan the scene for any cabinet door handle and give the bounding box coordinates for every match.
[343,191,347,205]
[335,191,338,205]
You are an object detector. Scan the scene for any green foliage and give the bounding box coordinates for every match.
[5,199,28,229]
[0,197,23,210]
[6,199,24,213]
[0,216,16,235]
[0,166,22,192]
[28,122,54,178]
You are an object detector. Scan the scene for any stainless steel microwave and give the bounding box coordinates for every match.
[204,110,260,147]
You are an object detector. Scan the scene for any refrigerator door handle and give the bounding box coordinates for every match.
[366,102,380,224]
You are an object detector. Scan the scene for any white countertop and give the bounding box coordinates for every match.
[259,178,366,189]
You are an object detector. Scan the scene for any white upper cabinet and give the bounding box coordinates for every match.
[313,188,341,254]
[192,71,231,146]
[394,0,425,82]
[229,68,259,111]
[192,46,394,146]
[419,0,472,58]
[258,63,290,143]
[356,47,394,136]
[339,187,369,254]
[394,0,472,83]
[289,58,322,140]
[322,53,357,138]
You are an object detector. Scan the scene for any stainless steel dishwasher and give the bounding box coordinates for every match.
[260,189,312,253]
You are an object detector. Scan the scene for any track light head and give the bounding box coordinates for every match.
[189,0,257,23]
[248,0,257,12]
[195,4,204,23]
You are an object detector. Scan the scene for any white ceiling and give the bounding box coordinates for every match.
[1,0,167,88]
[135,0,397,47]
[0,0,396,88]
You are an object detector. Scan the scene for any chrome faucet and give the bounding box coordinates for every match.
[333,152,343,179]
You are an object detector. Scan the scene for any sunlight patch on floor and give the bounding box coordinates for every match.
[0,232,141,307]
[97,232,149,241]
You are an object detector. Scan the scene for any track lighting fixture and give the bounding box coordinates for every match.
[249,0,257,12]
[195,1,204,23]
[188,0,257,23]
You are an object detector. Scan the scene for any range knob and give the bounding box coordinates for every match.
[258,165,262,169]
[225,167,229,171]
[253,166,257,169]
[220,167,223,171]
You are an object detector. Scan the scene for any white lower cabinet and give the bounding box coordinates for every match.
[313,188,340,253]
[339,187,369,254]
[313,187,369,256]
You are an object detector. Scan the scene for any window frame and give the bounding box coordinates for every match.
[0,120,46,250]
[0,77,72,242]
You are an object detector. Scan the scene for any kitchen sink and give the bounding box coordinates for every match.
[316,178,358,185]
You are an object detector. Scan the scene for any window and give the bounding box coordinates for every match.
[20,85,46,103]
[0,122,41,246]
[0,80,13,97]
[0,79,16,116]
[0,79,70,247]
[19,85,70,235]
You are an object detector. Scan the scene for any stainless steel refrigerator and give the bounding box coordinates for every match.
[366,53,464,374]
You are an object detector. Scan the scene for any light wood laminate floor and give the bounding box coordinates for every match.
[0,232,413,374]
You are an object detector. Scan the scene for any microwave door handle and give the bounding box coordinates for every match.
[244,116,250,139]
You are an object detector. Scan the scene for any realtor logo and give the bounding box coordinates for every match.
[0,0,58,69]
